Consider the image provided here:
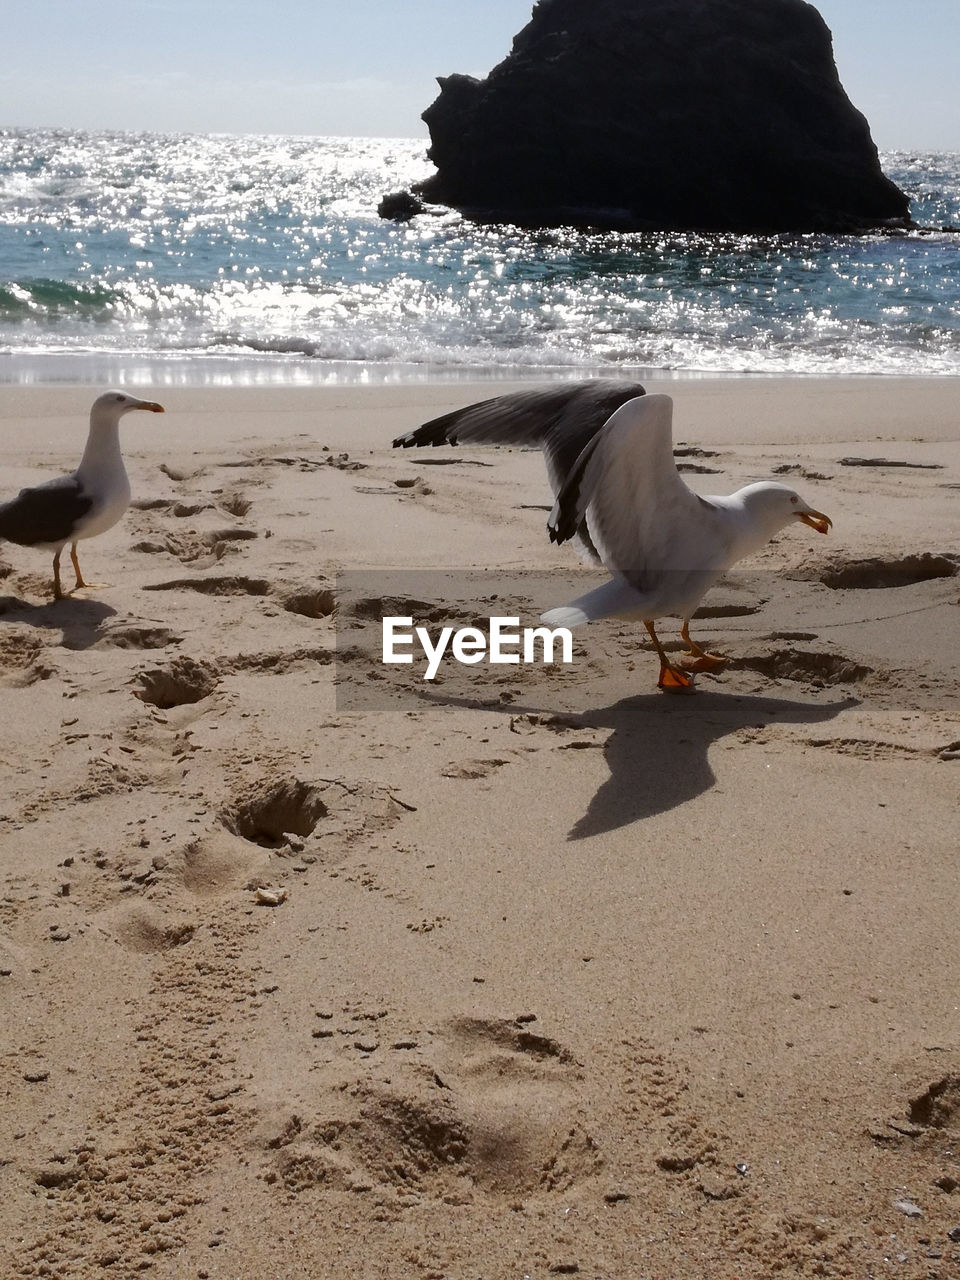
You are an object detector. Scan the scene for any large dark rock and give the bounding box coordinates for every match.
[413,0,911,233]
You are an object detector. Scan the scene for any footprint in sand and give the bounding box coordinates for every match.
[93,621,182,650]
[159,461,207,483]
[440,757,513,780]
[143,573,272,597]
[18,753,148,821]
[0,632,55,687]
[105,902,197,954]
[176,829,273,896]
[133,527,258,567]
[907,1074,960,1131]
[797,735,939,761]
[84,827,277,906]
[869,1067,960,1219]
[257,1014,599,1202]
[728,646,875,687]
[223,646,333,675]
[217,490,253,517]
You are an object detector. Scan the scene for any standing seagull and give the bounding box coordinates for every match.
[0,390,164,600]
[395,385,831,691]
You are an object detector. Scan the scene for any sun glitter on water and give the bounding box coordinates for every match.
[1,129,959,382]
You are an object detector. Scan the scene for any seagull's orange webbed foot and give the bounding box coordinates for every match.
[679,620,727,673]
[645,619,697,694]
[679,651,728,673]
[657,663,696,693]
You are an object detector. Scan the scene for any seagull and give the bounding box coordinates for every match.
[394,384,831,691]
[0,389,164,600]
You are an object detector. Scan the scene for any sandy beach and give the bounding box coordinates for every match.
[1,375,958,1279]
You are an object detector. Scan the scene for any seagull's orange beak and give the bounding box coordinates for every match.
[796,509,831,535]
[137,401,165,413]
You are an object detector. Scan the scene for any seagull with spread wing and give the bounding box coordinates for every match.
[0,390,164,600]
[394,383,831,691]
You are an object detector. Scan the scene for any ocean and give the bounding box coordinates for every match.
[1,128,959,385]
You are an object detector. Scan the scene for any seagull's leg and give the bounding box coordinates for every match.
[644,620,694,692]
[69,541,88,590]
[52,549,64,600]
[678,619,727,672]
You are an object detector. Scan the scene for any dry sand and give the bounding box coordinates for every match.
[0,376,958,1279]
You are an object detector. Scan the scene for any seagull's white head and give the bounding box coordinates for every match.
[736,480,832,539]
[91,390,165,423]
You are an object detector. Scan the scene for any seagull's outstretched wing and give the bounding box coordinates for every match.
[0,474,92,548]
[393,379,646,493]
[548,394,721,599]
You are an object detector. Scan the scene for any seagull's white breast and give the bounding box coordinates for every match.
[71,471,132,541]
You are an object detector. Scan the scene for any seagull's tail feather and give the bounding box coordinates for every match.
[541,603,592,629]
[541,577,648,630]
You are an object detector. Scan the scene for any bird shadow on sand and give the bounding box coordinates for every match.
[561,689,857,839]
[0,593,117,651]
[417,686,858,839]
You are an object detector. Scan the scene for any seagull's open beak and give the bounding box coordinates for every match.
[796,509,832,535]
[137,401,165,413]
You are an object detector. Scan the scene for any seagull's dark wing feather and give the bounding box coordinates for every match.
[548,429,606,547]
[0,474,93,547]
[393,380,646,489]
[392,380,646,565]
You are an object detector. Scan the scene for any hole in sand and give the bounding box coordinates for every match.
[909,1075,960,1129]
[220,777,328,847]
[133,656,220,708]
[818,553,958,590]
[284,586,336,619]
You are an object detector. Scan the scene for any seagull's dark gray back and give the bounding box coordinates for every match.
[0,474,93,547]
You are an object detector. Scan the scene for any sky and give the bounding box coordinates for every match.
[1,0,958,149]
